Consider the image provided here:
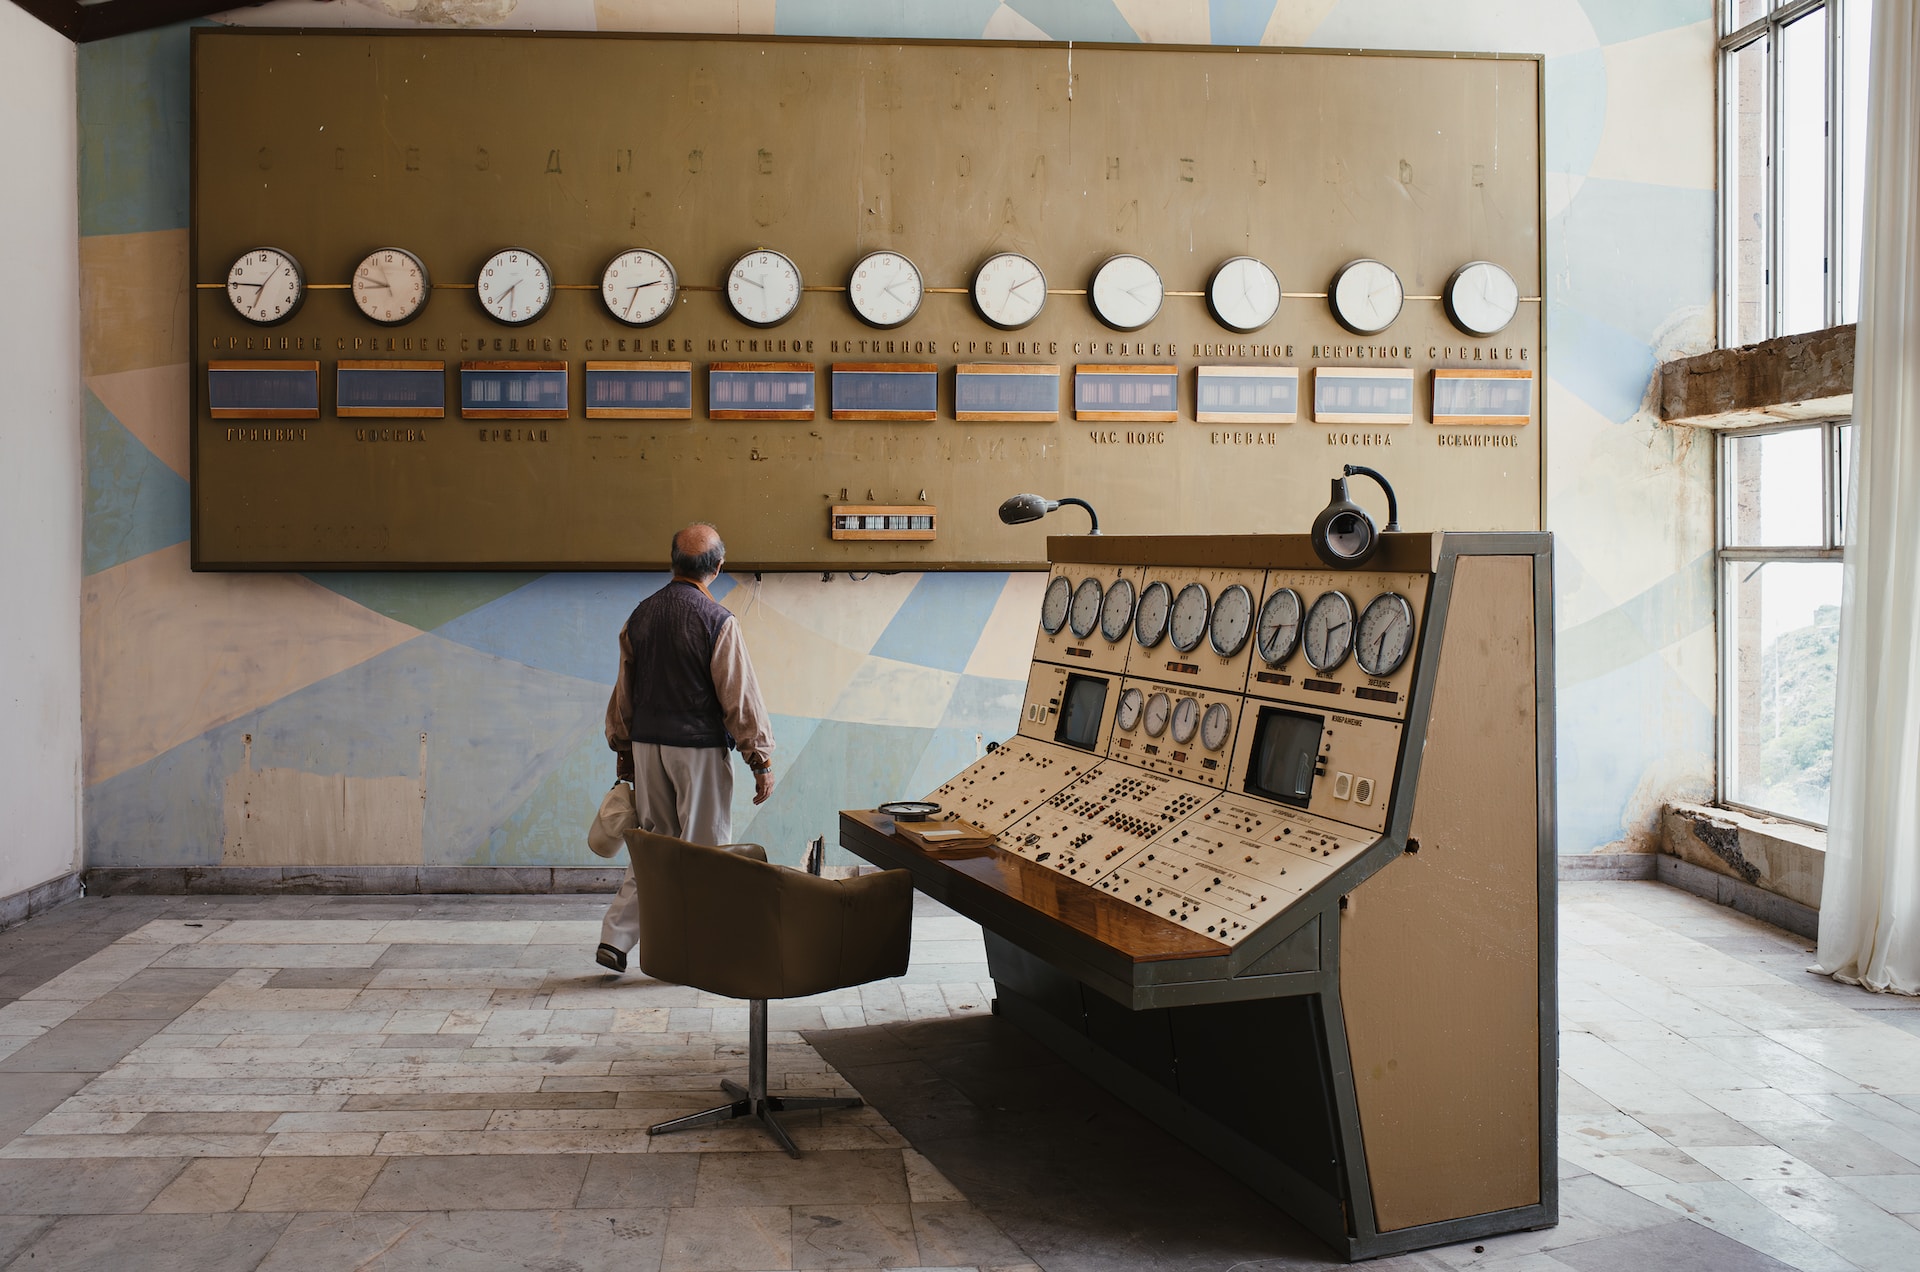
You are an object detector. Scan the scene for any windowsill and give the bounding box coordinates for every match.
[1660,802,1826,910]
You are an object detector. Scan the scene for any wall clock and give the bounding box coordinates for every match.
[726,249,803,327]
[1328,259,1403,335]
[1443,260,1520,337]
[1089,254,1164,331]
[351,247,430,326]
[1207,256,1281,333]
[476,248,552,326]
[601,248,678,327]
[972,252,1047,330]
[848,250,923,329]
[225,246,305,326]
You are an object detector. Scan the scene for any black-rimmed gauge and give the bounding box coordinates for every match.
[878,800,940,821]
[1304,591,1356,672]
[1356,592,1416,677]
[1207,256,1281,333]
[1171,696,1200,745]
[1040,575,1072,635]
[1209,584,1254,658]
[352,247,430,326]
[1256,588,1303,665]
[601,248,678,327]
[477,247,553,326]
[1200,701,1233,751]
[1089,254,1164,331]
[1134,581,1173,648]
[226,246,305,325]
[848,249,923,329]
[1115,687,1144,731]
[1170,583,1211,653]
[1142,691,1172,737]
[1069,577,1104,639]
[1099,577,1136,643]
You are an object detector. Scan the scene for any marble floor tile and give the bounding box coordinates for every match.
[694,1149,910,1207]
[8,1212,293,1271]
[1838,1173,1920,1212]
[1687,1144,1827,1181]
[0,1017,169,1072]
[357,1152,591,1209]
[790,1202,920,1268]
[576,1153,703,1207]
[1550,1216,1804,1271]
[1735,1176,1920,1272]
[663,1204,793,1271]
[255,1207,669,1272]
[239,1154,385,1211]
[1746,1120,1920,1177]
[0,1156,189,1213]
[1626,1179,1862,1272]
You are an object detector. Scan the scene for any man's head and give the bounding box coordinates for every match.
[670,523,726,581]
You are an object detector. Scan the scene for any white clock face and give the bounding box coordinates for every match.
[1069,577,1104,639]
[226,247,304,326]
[601,249,678,327]
[848,250,923,329]
[1171,696,1200,746]
[351,247,430,326]
[1209,584,1254,658]
[1169,583,1211,654]
[1040,575,1072,635]
[1207,256,1281,333]
[1200,701,1233,752]
[972,252,1047,330]
[1356,592,1416,677]
[1329,259,1404,335]
[476,248,552,326]
[1134,581,1172,648]
[1089,254,1163,331]
[1115,687,1143,731]
[1444,260,1520,337]
[1304,591,1356,672]
[1142,691,1172,738]
[727,249,803,327]
[1099,577,1136,644]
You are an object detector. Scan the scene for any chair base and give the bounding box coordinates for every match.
[645,998,862,1158]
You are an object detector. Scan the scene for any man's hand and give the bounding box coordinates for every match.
[752,768,774,805]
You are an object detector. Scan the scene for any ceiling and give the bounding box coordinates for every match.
[9,0,275,41]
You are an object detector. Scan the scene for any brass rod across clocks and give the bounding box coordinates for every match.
[194,281,1547,305]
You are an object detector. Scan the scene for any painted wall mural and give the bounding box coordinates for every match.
[79,0,1716,869]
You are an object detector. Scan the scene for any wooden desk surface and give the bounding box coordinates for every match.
[841,810,1229,964]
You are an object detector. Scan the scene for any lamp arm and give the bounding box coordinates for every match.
[1054,497,1100,534]
[1341,465,1398,532]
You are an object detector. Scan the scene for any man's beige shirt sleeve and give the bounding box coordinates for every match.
[605,622,635,755]
[711,616,775,771]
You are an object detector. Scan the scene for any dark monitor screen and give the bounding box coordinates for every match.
[1054,673,1110,752]
[1244,706,1324,806]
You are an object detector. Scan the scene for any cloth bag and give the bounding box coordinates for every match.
[588,781,638,858]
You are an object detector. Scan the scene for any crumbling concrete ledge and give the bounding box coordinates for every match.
[1661,324,1855,429]
[1659,803,1825,938]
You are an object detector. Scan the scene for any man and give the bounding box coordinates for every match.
[597,522,775,972]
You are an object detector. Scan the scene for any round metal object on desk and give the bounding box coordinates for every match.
[877,801,941,822]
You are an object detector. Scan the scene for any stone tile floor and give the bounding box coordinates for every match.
[0,881,1916,1269]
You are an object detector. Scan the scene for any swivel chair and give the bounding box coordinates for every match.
[625,829,914,1157]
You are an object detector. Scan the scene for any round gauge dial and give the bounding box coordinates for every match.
[1207,256,1281,333]
[1040,575,1072,635]
[1444,260,1520,337]
[1304,591,1357,672]
[1356,592,1417,677]
[1142,692,1172,738]
[1115,687,1144,732]
[848,250,923,329]
[1169,583,1212,654]
[225,246,305,326]
[1068,577,1104,639]
[726,249,803,327]
[1200,701,1233,752]
[476,248,552,326]
[1089,254,1164,331]
[1209,584,1254,658]
[351,247,429,326]
[1099,577,1136,643]
[1256,588,1303,666]
[1134,581,1173,648]
[601,248,678,327]
[1171,696,1200,745]
[971,252,1047,330]
[1329,258,1404,336]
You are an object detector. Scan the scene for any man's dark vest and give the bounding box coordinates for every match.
[625,580,734,750]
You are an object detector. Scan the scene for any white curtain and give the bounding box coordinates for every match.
[1815,0,1920,994]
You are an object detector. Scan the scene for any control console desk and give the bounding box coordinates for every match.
[840,531,1555,1261]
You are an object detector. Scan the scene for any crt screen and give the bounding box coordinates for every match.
[1246,707,1323,805]
[1055,674,1110,752]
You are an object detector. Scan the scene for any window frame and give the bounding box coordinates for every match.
[1716,417,1848,828]
[1718,0,1867,345]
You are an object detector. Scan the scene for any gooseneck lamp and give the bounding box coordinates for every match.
[1310,465,1399,569]
[998,493,1101,535]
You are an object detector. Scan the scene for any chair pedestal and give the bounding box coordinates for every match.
[647,998,862,1158]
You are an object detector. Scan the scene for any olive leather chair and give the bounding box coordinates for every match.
[625,828,914,1157]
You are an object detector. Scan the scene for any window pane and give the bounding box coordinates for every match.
[1836,423,1853,543]
[1779,8,1829,334]
[1727,37,1771,345]
[1727,0,1768,33]
[1727,427,1827,546]
[1724,560,1842,823]
[1841,0,1873,323]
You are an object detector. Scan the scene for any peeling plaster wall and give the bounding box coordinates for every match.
[77,0,1716,869]
[0,5,83,901]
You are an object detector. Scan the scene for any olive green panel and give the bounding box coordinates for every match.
[190,31,1542,570]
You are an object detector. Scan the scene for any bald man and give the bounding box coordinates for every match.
[596,523,775,972]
